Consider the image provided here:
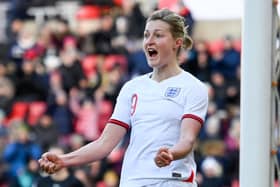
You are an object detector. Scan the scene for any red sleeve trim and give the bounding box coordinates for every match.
[182,114,204,125]
[108,119,130,130]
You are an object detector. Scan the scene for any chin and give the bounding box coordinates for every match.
[147,59,160,68]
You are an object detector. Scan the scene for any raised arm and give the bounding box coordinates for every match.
[39,123,127,174]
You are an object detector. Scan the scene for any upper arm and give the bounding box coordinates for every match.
[180,83,207,144]
[110,82,132,128]
[98,123,127,154]
[180,118,202,143]
[183,82,208,125]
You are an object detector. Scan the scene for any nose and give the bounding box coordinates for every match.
[144,35,155,46]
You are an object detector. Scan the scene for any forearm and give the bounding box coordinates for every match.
[60,123,126,167]
[169,138,195,160]
[170,118,201,160]
[60,139,111,167]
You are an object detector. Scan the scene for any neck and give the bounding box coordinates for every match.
[151,64,182,82]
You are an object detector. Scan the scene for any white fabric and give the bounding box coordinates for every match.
[110,71,208,187]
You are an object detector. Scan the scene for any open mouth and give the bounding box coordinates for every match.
[147,48,158,58]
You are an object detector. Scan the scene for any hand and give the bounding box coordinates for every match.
[154,147,173,168]
[38,152,64,174]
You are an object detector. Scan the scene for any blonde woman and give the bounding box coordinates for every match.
[39,9,208,187]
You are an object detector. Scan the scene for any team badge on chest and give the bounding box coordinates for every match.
[165,87,181,98]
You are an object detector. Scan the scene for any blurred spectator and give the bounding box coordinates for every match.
[3,122,41,183]
[0,76,15,116]
[0,111,9,186]
[198,156,225,187]
[181,40,209,77]
[210,72,227,109]
[5,0,30,43]
[9,21,37,70]
[0,111,8,155]
[35,146,84,187]
[91,15,115,55]
[221,36,240,81]
[47,91,73,139]
[103,63,126,106]
[31,114,59,152]
[224,118,240,182]
[93,88,113,133]
[69,88,100,141]
[58,48,86,93]
[97,169,119,187]
[86,161,109,186]
[0,158,8,186]
[210,36,240,82]
[192,51,212,82]
[9,159,40,187]
[127,50,152,77]
[15,60,47,101]
[68,133,85,151]
[120,0,145,41]
[200,114,223,141]
[51,17,74,51]
[6,19,24,46]
[225,65,240,106]
[111,16,129,55]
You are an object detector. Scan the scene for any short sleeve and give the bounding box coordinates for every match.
[182,82,208,125]
[108,82,131,130]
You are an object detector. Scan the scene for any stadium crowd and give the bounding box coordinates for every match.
[0,0,241,186]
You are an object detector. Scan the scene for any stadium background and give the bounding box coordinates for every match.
[0,0,243,186]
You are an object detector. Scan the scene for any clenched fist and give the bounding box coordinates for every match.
[38,152,64,174]
[154,147,174,168]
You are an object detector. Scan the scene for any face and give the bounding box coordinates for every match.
[143,20,179,69]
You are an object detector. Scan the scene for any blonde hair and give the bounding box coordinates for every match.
[147,8,193,54]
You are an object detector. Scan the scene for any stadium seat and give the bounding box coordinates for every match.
[81,55,100,78]
[207,40,225,55]
[27,101,47,126]
[76,5,101,20]
[233,39,241,52]
[98,100,113,132]
[103,55,127,72]
[4,102,29,126]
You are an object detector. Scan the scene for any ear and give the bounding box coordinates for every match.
[175,38,183,48]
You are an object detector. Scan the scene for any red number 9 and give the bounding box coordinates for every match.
[131,94,138,115]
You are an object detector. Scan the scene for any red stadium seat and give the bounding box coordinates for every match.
[3,102,29,126]
[27,101,47,126]
[103,55,127,72]
[81,55,100,78]
[76,5,101,20]
[233,39,241,52]
[98,100,113,132]
[207,40,225,55]
[158,0,179,10]
[113,0,122,6]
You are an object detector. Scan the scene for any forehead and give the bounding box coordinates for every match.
[144,20,171,32]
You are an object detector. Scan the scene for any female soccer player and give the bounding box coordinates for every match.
[38,8,208,187]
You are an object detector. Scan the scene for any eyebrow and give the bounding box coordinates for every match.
[144,29,167,33]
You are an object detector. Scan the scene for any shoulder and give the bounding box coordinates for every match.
[181,71,207,90]
[179,71,208,100]
[121,73,150,90]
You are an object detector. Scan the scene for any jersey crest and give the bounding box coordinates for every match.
[165,87,181,98]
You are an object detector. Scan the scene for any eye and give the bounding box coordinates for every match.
[144,32,149,38]
[155,33,162,38]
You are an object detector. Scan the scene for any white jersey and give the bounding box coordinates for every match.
[108,71,208,187]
